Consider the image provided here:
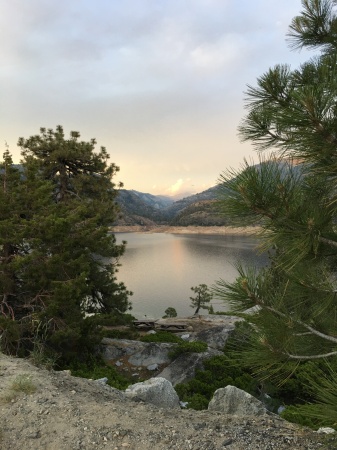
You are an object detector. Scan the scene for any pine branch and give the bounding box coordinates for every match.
[286,350,337,360]
[264,305,337,344]
[241,280,337,345]
[319,236,337,249]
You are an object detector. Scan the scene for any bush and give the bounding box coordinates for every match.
[175,353,258,409]
[172,321,337,424]
[280,404,335,430]
[169,341,208,359]
[0,317,21,355]
[187,393,209,410]
[102,329,139,340]
[90,313,135,327]
[67,356,131,390]
[140,331,183,344]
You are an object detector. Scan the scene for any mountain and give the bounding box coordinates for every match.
[127,190,174,209]
[161,186,219,219]
[115,185,226,226]
[169,199,228,226]
[115,189,175,225]
[114,160,304,227]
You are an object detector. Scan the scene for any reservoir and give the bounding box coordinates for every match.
[115,232,267,319]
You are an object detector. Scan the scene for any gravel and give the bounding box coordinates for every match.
[0,352,334,450]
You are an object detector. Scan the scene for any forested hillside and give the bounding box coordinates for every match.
[115,164,302,227]
[115,185,226,226]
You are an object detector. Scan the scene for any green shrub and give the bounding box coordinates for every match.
[140,331,183,344]
[102,329,139,340]
[0,317,20,354]
[65,356,132,390]
[169,341,208,359]
[280,363,337,430]
[90,313,135,327]
[173,321,337,426]
[175,353,258,409]
[187,393,209,410]
[280,404,335,430]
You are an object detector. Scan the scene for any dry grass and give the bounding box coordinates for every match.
[1,374,37,403]
[11,374,37,394]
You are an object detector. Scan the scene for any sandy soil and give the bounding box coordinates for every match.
[0,351,333,450]
[111,226,261,235]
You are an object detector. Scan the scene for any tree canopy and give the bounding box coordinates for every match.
[215,0,337,377]
[0,126,131,364]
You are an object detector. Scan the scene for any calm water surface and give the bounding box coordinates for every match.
[115,233,267,319]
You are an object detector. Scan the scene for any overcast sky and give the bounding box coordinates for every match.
[1,0,312,198]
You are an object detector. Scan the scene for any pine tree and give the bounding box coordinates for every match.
[214,0,337,379]
[163,307,178,318]
[190,284,213,314]
[0,127,131,363]
[0,149,54,353]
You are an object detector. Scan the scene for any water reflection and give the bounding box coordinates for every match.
[115,233,267,319]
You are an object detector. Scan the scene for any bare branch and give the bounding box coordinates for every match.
[319,236,337,249]
[286,350,337,360]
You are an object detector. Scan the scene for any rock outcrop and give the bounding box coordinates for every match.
[101,316,243,385]
[157,348,222,386]
[189,324,235,350]
[124,377,180,409]
[101,338,174,367]
[208,385,269,416]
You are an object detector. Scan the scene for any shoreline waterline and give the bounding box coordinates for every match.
[110,225,261,235]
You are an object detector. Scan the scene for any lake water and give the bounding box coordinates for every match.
[115,232,267,319]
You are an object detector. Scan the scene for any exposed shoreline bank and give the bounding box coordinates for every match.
[111,225,261,235]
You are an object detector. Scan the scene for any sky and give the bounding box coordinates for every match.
[1,0,312,198]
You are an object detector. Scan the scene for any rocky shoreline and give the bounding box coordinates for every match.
[111,225,261,235]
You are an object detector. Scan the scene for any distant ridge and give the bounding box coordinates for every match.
[115,185,226,226]
[115,160,304,227]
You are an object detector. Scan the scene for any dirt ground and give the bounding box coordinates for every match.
[0,351,334,450]
[110,225,260,235]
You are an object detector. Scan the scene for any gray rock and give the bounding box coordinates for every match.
[180,334,190,340]
[243,305,262,315]
[124,377,180,409]
[95,377,108,385]
[190,325,235,350]
[208,385,268,416]
[147,363,159,371]
[101,338,174,367]
[157,348,222,386]
[190,314,242,324]
[316,427,335,434]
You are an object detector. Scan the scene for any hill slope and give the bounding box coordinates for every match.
[115,186,225,226]
[0,352,324,450]
[115,161,305,227]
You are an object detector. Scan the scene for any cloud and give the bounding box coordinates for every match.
[167,179,184,196]
[0,0,314,196]
[164,178,208,198]
[189,34,247,73]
